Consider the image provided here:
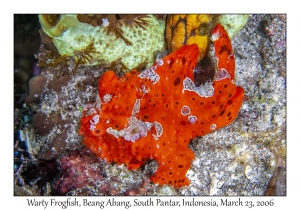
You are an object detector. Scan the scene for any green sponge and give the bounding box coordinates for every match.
[216,15,250,38]
[39,14,166,71]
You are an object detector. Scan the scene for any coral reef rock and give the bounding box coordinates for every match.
[25,65,104,160]
[17,14,285,196]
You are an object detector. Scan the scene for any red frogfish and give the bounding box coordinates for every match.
[79,24,244,188]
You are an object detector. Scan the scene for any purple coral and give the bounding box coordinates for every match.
[54,147,106,195]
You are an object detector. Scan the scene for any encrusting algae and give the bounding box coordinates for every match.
[79,24,244,188]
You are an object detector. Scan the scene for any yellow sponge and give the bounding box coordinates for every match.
[39,14,165,71]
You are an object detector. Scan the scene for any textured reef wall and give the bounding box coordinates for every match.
[14,14,286,196]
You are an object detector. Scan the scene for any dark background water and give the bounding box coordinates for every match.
[14,14,41,109]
